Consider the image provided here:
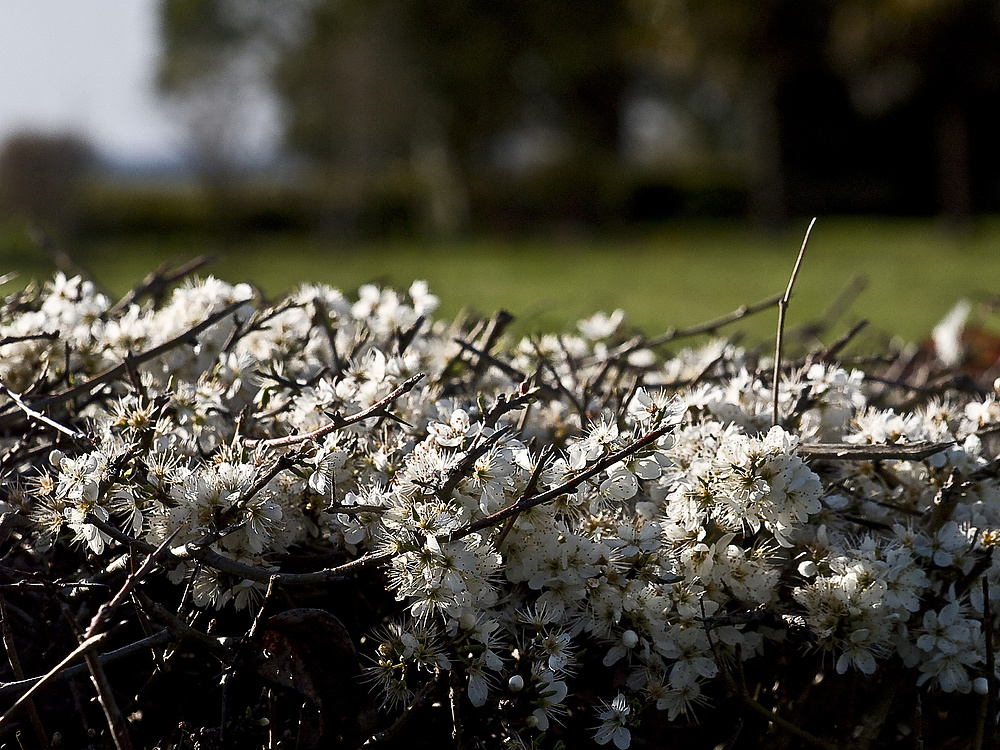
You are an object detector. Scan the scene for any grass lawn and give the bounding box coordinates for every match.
[3,216,1000,350]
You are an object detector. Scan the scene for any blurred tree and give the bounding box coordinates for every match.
[159,0,645,234]
[827,0,1000,225]
[636,0,835,227]
[0,132,95,239]
[159,0,314,236]
[159,0,308,169]
[276,0,645,232]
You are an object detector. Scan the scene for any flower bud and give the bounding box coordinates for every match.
[798,560,817,577]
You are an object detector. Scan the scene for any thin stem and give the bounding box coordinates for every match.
[798,441,954,461]
[360,679,437,748]
[451,338,525,382]
[612,293,784,357]
[449,672,465,750]
[85,529,179,640]
[773,217,816,427]
[0,593,48,747]
[984,575,997,750]
[107,254,215,316]
[83,647,134,750]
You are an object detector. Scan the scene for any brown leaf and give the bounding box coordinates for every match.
[253,608,373,749]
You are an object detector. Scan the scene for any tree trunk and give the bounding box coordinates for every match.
[935,102,972,228]
[745,64,788,229]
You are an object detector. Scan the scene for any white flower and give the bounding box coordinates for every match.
[578,310,625,340]
[600,468,639,501]
[628,388,687,427]
[594,693,631,748]
[917,603,972,655]
[428,409,472,447]
[913,521,969,568]
[931,299,971,366]
[529,670,568,731]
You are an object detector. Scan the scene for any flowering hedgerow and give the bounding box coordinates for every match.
[1,270,1000,748]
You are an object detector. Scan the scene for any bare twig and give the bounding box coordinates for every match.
[614,292,785,357]
[436,317,487,387]
[107,255,216,316]
[0,382,89,441]
[0,331,60,347]
[799,441,954,461]
[437,427,513,501]
[311,300,344,374]
[0,631,110,731]
[773,217,817,427]
[83,646,135,750]
[471,309,514,382]
[452,338,526,382]
[809,319,869,366]
[85,530,180,640]
[248,575,279,643]
[132,591,233,661]
[0,631,173,701]
[491,445,554,548]
[66,533,179,750]
[482,381,541,429]
[794,273,868,343]
[360,679,438,748]
[532,338,586,422]
[82,513,288,584]
[449,672,465,750]
[222,299,300,354]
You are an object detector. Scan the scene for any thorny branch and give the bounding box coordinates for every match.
[242,373,425,448]
[10,252,1000,749]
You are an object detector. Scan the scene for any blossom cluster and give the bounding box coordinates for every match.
[3,272,1000,747]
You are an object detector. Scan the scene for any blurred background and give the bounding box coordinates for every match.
[3,0,1000,344]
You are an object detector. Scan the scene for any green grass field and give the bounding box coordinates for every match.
[3,216,1000,349]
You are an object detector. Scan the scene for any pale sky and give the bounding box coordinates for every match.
[0,0,220,165]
